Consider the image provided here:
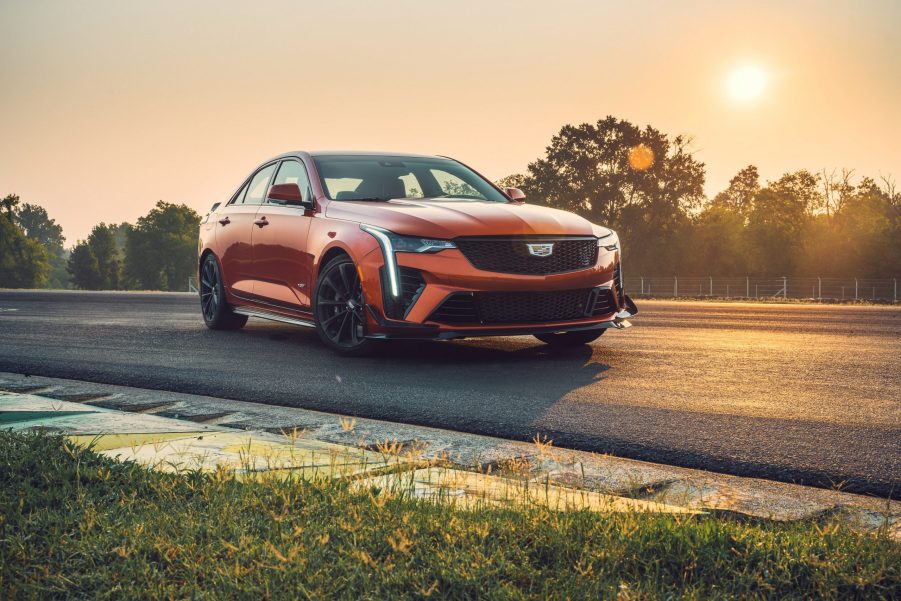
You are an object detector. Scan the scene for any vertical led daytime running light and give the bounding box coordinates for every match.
[360,225,400,298]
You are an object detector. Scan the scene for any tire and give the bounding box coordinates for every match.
[199,254,248,330]
[534,329,605,347]
[313,254,377,356]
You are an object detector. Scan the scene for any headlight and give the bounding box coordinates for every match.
[360,225,455,298]
[597,231,619,251]
[360,225,455,254]
[388,233,456,253]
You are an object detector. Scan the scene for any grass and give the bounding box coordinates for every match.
[1,431,898,600]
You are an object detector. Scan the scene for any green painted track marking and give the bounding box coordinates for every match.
[0,411,96,425]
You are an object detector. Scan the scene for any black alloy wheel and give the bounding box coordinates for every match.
[199,254,247,330]
[313,255,376,356]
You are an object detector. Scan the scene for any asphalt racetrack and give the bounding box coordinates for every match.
[1,290,898,496]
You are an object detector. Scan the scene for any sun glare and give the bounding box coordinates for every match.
[727,65,767,103]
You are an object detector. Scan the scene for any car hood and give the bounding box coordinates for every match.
[324,199,607,238]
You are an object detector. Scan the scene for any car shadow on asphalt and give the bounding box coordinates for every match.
[237,322,612,407]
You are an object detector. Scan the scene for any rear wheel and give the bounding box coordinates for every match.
[199,254,248,330]
[534,329,604,347]
[313,255,376,356]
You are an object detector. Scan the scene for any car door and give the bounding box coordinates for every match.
[250,158,315,310]
[216,162,276,298]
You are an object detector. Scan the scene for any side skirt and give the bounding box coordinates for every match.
[232,307,316,328]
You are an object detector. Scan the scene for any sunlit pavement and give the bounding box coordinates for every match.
[0,291,898,497]
[0,388,694,515]
[1,376,898,537]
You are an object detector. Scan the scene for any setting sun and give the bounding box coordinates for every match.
[727,65,767,102]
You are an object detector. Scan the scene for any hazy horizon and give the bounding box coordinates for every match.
[2,0,899,243]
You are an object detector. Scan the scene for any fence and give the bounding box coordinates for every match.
[623,277,898,302]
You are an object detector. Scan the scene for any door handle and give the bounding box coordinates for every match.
[218,216,231,226]
[254,217,269,228]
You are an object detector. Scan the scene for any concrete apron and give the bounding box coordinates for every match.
[1,372,898,536]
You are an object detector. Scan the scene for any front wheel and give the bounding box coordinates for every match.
[199,254,247,330]
[313,255,377,356]
[534,329,605,347]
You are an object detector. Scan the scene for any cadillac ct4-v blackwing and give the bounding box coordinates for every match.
[198,152,637,355]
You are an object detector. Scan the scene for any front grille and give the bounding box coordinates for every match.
[429,288,618,325]
[454,237,598,275]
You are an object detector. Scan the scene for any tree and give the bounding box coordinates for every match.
[527,118,642,224]
[688,205,749,276]
[125,201,200,290]
[109,223,131,257]
[524,117,705,274]
[797,213,842,277]
[879,175,899,210]
[711,165,759,217]
[15,202,69,288]
[0,194,49,288]
[797,173,901,278]
[747,171,820,275]
[67,242,103,289]
[820,168,855,217]
[833,177,900,277]
[107,222,133,287]
[87,224,121,289]
[526,117,705,227]
[496,174,528,191]
[15,203,65,251]
[63,224,123,290]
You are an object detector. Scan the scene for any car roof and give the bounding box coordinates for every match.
[273,150,453,161]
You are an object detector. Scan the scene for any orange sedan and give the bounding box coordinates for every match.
[198,152,637,355]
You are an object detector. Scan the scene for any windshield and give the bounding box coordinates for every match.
[312,155,509,202]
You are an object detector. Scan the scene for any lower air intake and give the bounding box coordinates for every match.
[429,287,617,325]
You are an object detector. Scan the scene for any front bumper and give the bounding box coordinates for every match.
[365,294,638,340]
[357,245,637,340]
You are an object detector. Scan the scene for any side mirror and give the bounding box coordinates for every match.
[504,187,526,201]
[267,183,306,206]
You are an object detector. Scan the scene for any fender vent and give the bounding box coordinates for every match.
[382,267,425,319]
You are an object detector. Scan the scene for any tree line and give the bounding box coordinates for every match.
[2,115,899,290]
[499,116,900,278]
[1,196,199,290]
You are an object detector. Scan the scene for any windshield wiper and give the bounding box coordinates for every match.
[341,197,392,202]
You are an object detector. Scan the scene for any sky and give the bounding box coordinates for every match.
[1,0,899,243]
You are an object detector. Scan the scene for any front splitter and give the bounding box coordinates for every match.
[366,318,631,341]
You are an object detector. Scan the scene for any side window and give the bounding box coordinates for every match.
[243,163,277,205]
[229,181,249,206]
[399,173,424,198]
[429,169,480,198]
[271,160,311,203]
